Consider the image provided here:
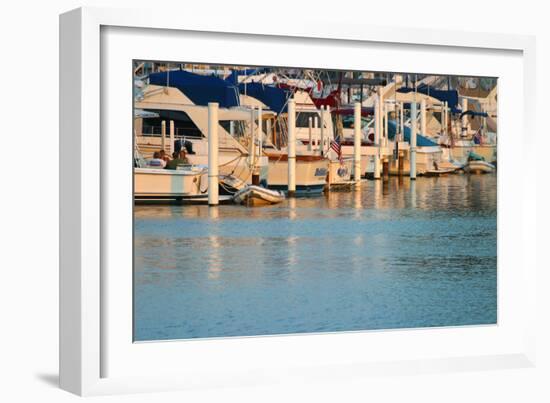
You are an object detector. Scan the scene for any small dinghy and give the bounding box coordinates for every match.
[424,167,459,177]
[463,151,495,174]
[464,160,496,174]
[424,160,463,176]
[232,185,285,206]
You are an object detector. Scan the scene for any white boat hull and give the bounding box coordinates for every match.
[464,160,495,174]
[386,147,444,176]
[328,158,353,186]
[134,167,207,199]
[232,185,285,206]
[265,153,328,195]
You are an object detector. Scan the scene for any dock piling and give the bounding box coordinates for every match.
[249,107,256,167]
[288,99,296,197]
[208,102,219,206]
[320,106,325,156]
[161,120,166,152]
[258,106,263,159]
[443,101,448,137]
[383,102,388,147]
[252,106,262,185]
[374,95,381,179]
[308,116,313,152]
[399,102,405,141]
[354,102,361,184]
[383,159,390,180]
[325,106,331,154]
[169,120,175,154]
[410,102,417,180]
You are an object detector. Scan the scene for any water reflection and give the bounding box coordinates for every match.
[410,180,417,209]
[207,235,222,279]
[288,197,297,220]
[208,206,219,220]
[354,187,362,215]
[134,174,497,341]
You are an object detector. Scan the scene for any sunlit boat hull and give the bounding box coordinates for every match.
[232,185,285,206]
[328,158,353,187]
[134,167,207,200]
[464,160,495,174]
[265,153,328,196]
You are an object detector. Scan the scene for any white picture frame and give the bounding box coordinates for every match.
[60,6,537,396]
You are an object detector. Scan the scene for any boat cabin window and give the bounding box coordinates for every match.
[295,111,322,128]
[219,120,246,138]
[140,109,203,138]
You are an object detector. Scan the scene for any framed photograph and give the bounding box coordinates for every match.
[60,6,537,396]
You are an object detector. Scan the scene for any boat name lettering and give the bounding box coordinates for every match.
[315,168,328,177]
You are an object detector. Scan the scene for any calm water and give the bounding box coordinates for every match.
[134,174,497,341]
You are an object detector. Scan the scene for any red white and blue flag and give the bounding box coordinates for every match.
[473,129,483,145]
[331,139,343,162]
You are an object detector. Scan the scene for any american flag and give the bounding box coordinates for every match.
[331,139,343,162]
[473,129,483,145]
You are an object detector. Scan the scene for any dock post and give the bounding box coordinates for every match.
[399,102,405,142]
[320,106,325,156]
[258,106,263,158]
[169,120,175,154]
[325,106,330,155]
[442,101,448,137]
[354,102,362,184]
[374,95,381,179]
[249,107,256,167]
[161,120,166,152]
[383,102,388,147]
[252,106,262,185]
[208,102,219,205]
[420,99,427,136]
[383,159,389,180]
[410,102,417,180]
[461,98,468,137]
[288,99,296,197]
[308,116,313,152]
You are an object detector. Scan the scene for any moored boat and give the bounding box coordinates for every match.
[424,167,460,176]
[133,165,236,204]
[464,160,495,174]
[133,81,267,203]
[232,185,285,206]
[264,152,328,196]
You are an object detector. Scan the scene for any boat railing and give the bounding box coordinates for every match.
[140,126,202,138]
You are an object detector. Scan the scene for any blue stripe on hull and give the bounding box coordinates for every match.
[268,184,325,196]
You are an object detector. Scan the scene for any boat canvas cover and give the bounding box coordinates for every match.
[397,85,460,113]
[225,68,266,84]
[238,83,290,114]
[387,120,439,147]
[149,70,240,108]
